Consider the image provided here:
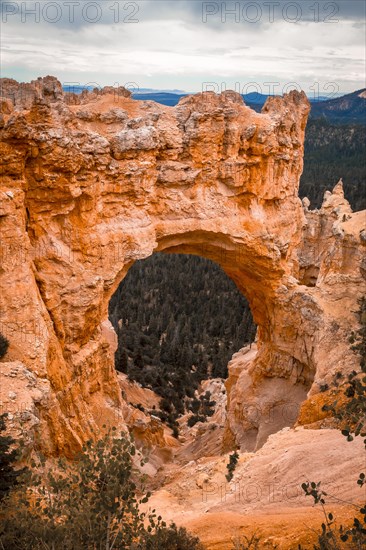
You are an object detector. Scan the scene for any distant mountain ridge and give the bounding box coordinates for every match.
[309,89,366,124]
[132,87,186,95]
[130,92,186,106]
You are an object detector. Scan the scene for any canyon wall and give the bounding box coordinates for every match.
[225,187,365,451]
[0,76,364,455]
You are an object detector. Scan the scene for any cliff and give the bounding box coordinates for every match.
[0,76,365,457]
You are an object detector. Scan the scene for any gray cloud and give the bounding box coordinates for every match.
[0,0,364,92]
[2,1,364,29]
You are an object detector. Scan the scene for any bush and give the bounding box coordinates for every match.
[0,414,25,501]
[0,429,203,549]
[140,522,205,549]
[226,451,239,482]
[187,391,216,427]
[322,297,366,446]
[0,333,9,359]
[301,480,366,549]
[231,533,266,549]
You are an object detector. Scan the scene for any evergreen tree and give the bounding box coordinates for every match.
[187,391,216,426]
[0,414,24,501]
[115,347,128,373]
[0,333,9,359]
[133,350,144,370]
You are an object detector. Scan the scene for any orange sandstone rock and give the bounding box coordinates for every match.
[0,76,364,455]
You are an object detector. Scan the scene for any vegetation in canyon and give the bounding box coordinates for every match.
[300,119,366,211]
[0,414,23,502]
[322,296,366,445]
[109,253,256,432]
[0,429,204,549]
[225,450,239,482]
[301,478,366,549]
[0,334,9,360]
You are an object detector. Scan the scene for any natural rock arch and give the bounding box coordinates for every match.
[0,77,364,455]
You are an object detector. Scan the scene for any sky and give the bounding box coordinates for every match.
[1,0,365,95]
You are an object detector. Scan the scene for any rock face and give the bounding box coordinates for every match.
[225,185,365,451]
[0,76,364,455]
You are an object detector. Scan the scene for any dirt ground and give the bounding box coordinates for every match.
[182,506,361,549]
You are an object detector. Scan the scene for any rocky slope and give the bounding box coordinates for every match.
[0,76,365,464]
[114,367,366,549]
[144,427,365,549]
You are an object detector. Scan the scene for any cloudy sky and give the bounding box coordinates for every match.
[1,0,365,94]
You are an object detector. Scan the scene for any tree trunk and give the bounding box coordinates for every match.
[106,511,111,550]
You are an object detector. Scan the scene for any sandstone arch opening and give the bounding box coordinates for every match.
[104,236,316,455]
[108,252,256,441]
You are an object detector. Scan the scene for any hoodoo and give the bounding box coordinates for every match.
[0,76,365,455]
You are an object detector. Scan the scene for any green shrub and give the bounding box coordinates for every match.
[301,480,366,549]
[226,451,239,482]
[0,428,203,549]
[140,522,205,549]
[0,414,25,502]
[0,333,9,359]
[187,391,216,427]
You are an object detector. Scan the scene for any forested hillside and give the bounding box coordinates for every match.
[300,119,366,211]
[109,255,255,381]
[309,89,366,124]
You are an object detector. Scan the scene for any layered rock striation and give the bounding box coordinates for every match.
[0,76,364,454]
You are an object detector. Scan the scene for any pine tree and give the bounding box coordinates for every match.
[133,350,144,370]
[0,333,9,359]
[116,348,128,373]
[0,414,24,501]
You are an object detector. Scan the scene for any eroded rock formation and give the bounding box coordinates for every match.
[0,76,365,455]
